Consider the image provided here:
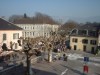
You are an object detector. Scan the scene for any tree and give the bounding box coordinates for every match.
[9,15,23,22]
[33,12,59,24]
[58,20,79,35]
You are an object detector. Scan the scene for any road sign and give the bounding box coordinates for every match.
[84,57,89,62]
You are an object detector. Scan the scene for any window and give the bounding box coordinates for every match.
[72,38,78,43]
[27,32,29,36]
[82,30,87,35]
[13,33,19,39]
[25,32,26,37]
[82,39,88,44]
[71,29,77,34]
[89,30,97,36]
[33,32,34,36]
[27,27,29,29]
[25,27,26,29]
[90,40,97,45]
[15,43,17,49]
[30,32,32,36]
[78,30,87,35]
[3,34,7,40]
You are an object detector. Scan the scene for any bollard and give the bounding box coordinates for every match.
[83,65,88,73]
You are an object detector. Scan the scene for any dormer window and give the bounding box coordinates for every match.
[78,30,87,35]
[89,30,97,36]
[81,30,87,35]
[71,29,77,34]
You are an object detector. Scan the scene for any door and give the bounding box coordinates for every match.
[74,45,77,50]
[91,47,95,54]
[83,45,86,51]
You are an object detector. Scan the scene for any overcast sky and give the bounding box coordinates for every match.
[0,0,100,23]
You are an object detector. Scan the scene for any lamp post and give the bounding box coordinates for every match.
[23,43,31,75]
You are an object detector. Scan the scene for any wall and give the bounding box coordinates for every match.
[0,30,22,51]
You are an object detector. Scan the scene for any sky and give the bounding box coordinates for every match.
[0,0,100,23]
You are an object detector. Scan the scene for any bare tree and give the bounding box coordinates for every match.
[58,20,79,36]
[9,15,23,22]
[33,12,59,24]
[9,12,59,24]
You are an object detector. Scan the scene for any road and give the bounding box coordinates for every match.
[1,50,100,75]
[30,50,100,75]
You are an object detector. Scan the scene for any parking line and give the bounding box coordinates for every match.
[61,68,68,75]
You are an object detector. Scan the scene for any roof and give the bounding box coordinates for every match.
[70,24,100,37]
[13,17,34,24]
[0,18,22,30]
[77,24,98,30]
[13,17,60,25]
[78,23,100,30]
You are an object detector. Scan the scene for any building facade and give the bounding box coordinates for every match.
[0,18,23,51]
[98,31,100,46]
[14,17,59,38]
[70,24,100,53]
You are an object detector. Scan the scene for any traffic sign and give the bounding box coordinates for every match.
[84,57,89,62]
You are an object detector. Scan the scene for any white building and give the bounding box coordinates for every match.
[0,18,23,51]
[14,17,59,38]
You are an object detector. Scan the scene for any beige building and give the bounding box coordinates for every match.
[0,18,23,51]
[70,36,98,51]
[70,24,100,53]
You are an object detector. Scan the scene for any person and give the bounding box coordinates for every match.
[63,54,68,61]
[36,50,42,56]
[2,43,8,51]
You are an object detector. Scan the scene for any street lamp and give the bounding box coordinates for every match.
[23,43,31,75]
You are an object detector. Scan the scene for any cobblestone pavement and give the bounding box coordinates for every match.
[30,50,100,75]
[0,50,100,75]
[31,60,68,75]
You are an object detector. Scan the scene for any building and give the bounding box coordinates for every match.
[70,24,100,53]
[13,17,59,38]
[0,18,23,51]
[98,31,100,46]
